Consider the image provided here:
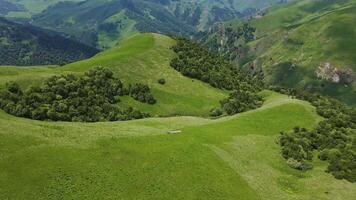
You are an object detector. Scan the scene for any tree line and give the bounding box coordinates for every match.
[0,67,156,122]
[272,86,356,183]
[170,37,264,116]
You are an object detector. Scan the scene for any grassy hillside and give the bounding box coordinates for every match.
[0,33,226,117]
[1,90,355,199]
[250,0,356,106]
[203,0,356,106]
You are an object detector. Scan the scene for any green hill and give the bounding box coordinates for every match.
[1,89,355,199]
[0,17,98,66]
[0,33,226,117]
[202,0,356,106]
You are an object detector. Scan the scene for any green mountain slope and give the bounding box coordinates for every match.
[1,90,355,199]
[28,0,285,49]
[0,33,226,117]
[0,17,98,66]
[203,0,356,106]
[251,0,356,106]
[0,0,25,16]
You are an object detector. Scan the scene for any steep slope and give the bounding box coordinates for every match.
[203,0,356,106]
[29,0,286,49]
[0,33,226,117]
[1,90,355,199]
[0,17,98,66]
[250,0,356,106]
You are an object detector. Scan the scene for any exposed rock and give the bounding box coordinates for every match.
[316,62,355,84]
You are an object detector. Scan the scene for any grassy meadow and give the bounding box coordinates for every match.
[1,90,355,199]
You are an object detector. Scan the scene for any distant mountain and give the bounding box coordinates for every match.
[0,17,98,66]
[0,0,25,16]
[29,0,284,49]
[202,0,356,106]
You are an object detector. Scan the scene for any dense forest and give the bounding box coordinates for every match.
[273,87,356,183]
[0,17,98,66]
[0,67,155,122]
[170,37,264,115]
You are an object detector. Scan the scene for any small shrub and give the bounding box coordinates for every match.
[158,78,166,85]
[210,108,223,117]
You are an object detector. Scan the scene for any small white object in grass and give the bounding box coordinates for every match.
[167,130,181,134]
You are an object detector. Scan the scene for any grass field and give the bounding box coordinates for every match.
[0,33,226,117]
[1,90,355,199]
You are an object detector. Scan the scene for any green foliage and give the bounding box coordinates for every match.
[274,86,356,182]
[157,78,166,85]
[220,90,263,115]
[170,37,264,115]
[129,83,156,105]
[0,67,155,122]
[209,107,223,117]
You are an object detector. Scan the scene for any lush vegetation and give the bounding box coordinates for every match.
[273,86,356,182]
[220,90,263,115]
[0,67,154,122]
[170,37,263,115]
[0,17,98,66]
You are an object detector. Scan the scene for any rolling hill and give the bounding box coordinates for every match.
[202,0,356,106]
[0,17,98,66]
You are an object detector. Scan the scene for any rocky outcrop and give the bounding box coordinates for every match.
[316,62,355,84]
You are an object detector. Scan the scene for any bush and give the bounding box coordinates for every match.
[129,83,157,104]
[220,90,263,115]
[210,108,223,117]
[286,158,313,171]
[158,78,166,85]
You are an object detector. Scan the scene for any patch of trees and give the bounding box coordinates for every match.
[272,86,356,182]
[220,90,263,115]
[170,37,264,116]
[0,17,98,66]
[129,83,156,104]
[0,67,156,122]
